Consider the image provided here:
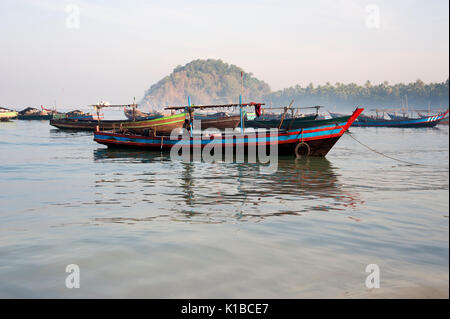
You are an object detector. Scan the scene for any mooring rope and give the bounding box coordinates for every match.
[344,131,427,166]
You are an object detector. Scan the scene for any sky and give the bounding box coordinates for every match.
[0,0,448,108]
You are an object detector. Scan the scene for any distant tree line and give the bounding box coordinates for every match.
[265,79,449,110]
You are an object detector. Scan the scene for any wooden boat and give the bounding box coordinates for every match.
[352,111,448,128]
[51,101,185,134]
[93,108,364,157]
[18,107,53,120]
[50,112,186,134]
[0,108,18,121]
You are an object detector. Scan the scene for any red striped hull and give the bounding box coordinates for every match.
[94,108,364,157]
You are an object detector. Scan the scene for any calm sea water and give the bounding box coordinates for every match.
[0,119,448,298]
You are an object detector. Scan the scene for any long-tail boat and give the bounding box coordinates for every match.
[50,113,186,134]
[50,102,186,134]
[0,107,18,121]
[352,110,448,128]
[94,100,364,157]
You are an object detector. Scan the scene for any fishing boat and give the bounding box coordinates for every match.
[0,107,18,121]
[50,112,186,134]
[18,107,53,120]
[50,101,186,134]
[94,103,364,157]
[352,110,448,128]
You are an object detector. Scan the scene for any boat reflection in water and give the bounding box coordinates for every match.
[93,148,362,223]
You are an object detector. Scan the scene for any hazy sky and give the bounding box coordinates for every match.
[0,0,448,108]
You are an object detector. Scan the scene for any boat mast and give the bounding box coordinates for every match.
[96,105,101,125]
[405,94,409,117]
[401,96,404,117]
[188,96,193,137]
[133,97,136,122]
[239,71,244,134]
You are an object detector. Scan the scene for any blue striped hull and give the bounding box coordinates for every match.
[353,112,448,128]
[93,108,364,157]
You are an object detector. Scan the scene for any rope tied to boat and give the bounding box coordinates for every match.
[328,120,428,166]
[344,131,427,166]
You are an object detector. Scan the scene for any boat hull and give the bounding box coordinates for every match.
[438,117,449,125]
[0,111,18,121]
[18,115,53,120]
[50,113,186,134]
[93,109,364,157]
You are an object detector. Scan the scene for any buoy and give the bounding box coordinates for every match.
[294,142,310,158]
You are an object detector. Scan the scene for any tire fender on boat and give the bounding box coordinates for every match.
[294,142,311,158]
